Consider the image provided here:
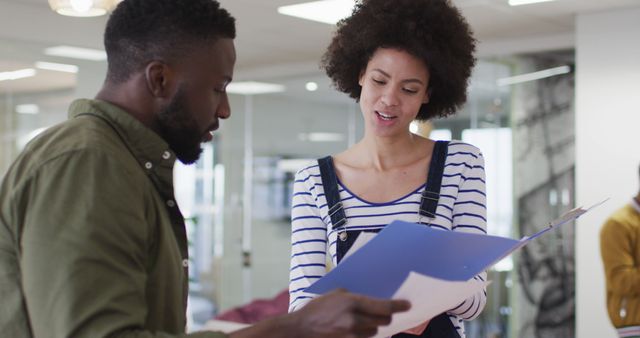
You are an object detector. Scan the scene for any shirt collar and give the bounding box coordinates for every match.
[68,99,176,184]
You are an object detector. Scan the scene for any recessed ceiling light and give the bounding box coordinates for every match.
[278,0,356,25]
[508,0,555,6]
[305,82,319,91]
[298,132,344,142]
[44,45,107,61]
[16,104,40,115]
[0,68,37,82]
[226,81,285,95]
[35,61,79,73]
[497,65,570,86]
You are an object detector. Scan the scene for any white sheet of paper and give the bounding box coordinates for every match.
[341,231,377,261]
[373,271,488,338]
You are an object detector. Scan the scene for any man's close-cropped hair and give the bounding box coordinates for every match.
[321,0,476,120]
[104,0,236,83]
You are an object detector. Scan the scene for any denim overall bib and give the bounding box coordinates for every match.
[317,140,461,338]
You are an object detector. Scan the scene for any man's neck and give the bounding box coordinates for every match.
[95,79,158,133]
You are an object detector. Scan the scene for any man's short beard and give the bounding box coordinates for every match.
[157,88,203,164]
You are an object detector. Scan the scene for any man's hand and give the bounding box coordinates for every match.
[228,289,409,338]
[289,289,411,338]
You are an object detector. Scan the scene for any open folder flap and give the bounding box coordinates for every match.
[526,198,609,240]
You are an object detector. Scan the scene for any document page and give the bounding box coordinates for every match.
[374,271,488,337]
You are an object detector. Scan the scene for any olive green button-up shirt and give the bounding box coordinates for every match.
[0,99,226,338]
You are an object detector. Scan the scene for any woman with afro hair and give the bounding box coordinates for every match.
[289,1,487,337]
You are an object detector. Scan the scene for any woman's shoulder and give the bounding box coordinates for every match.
[295,160,322,179]
[445,139,483,160]
[332,145,366,170]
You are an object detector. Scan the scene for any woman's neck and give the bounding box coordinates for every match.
[354,132,428,171]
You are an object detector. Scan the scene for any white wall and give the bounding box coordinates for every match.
[576,7,640,338]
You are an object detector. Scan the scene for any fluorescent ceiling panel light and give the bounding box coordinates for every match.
[226,81,285,95]
[298,132,345,142]
[0,68,36,82]
[305,82,319,91]
[35,61,79,73]
[278,0,356,25]
[508,0,555,6]
[497,65,570,86]
[16,104,40,115]
[44,45,107,61]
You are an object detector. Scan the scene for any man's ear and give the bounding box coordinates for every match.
[144,61,174,98]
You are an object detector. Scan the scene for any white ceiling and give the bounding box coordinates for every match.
[221,0,640,73]
[0,0,639,93]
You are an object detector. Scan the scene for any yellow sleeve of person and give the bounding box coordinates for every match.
[600,204,640,327]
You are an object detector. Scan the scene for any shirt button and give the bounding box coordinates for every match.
[144,162,153,169]
[162,151,171,160]
[182,259,189,267]
[167,200,176,207]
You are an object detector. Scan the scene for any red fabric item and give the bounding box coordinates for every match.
[215,289,289,324]
[403,320,430,335]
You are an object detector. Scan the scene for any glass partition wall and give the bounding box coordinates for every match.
[0,39,77,176]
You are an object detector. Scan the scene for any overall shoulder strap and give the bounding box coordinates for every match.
[419,140,450,218]
[317,156,347,229]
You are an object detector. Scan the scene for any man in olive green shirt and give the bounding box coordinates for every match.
[0,0,409,337]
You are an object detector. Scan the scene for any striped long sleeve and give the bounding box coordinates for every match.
[447,149,488,323]
[288,166,328,312]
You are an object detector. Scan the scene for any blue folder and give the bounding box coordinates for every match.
[305,220,521,298]
[306,200,605,300]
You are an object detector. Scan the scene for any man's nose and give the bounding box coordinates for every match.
[217,94,231,119]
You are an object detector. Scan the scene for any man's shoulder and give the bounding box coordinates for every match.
[31,114,123,153]
[6,116,139,187]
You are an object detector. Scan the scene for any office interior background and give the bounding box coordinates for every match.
[1,0,639,337]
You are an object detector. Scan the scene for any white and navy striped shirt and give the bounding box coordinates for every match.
[288,141,487,338]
